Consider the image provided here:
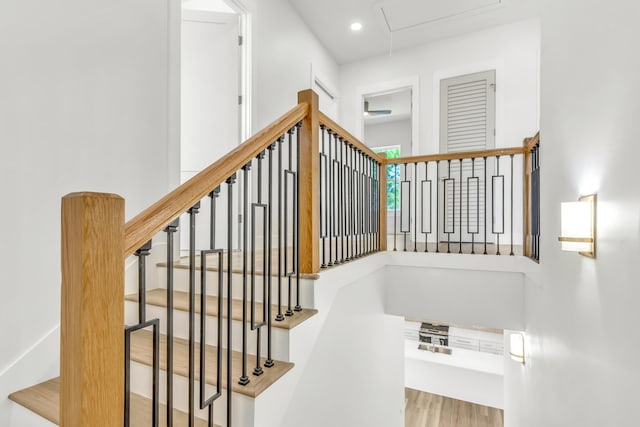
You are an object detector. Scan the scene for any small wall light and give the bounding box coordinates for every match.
[558,194,596,258]
[509,333,525,364]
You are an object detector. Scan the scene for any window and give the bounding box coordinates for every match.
[374,145,401,210]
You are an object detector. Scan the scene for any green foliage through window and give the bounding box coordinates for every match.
[374,146,401,210]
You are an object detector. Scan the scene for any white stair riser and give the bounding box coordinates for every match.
[125,301,291,362]
[156,266,308,306]
[130,361,256,427]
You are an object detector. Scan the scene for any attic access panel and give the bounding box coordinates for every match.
[379,0,502,32]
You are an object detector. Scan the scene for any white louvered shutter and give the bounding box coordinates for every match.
[439,70,495,243]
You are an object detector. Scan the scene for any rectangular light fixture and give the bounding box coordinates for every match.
[558,194,596,258]
[509,333,525,364]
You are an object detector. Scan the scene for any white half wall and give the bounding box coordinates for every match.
[384,253,527,331]
[339,19,540,153]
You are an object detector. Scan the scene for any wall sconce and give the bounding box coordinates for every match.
[558,194,596,258]
[509,333,525,364]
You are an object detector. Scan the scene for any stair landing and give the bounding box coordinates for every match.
[9,377,213,426]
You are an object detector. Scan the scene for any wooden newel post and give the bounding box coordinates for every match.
[297,89,320,274]
[61,192,125,427]
[379,158,388,251]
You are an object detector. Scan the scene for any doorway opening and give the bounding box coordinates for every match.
[180,0,251,253]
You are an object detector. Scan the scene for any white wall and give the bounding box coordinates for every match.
[255,254,405,427]
[0,0,179,422]
[251,0,339,129]
[339,19,540,154]
[506,1,640,426]
[364,119,412,155]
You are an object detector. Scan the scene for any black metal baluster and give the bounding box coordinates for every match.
[276,135,285,321]
[187,201,200,427]
[495,156,500,255]
[124,320,159,427]
[484,156,488,255]
[265,143,276,368]
[360,151,364,257]
[470,159,476,254]
[285,127,294,317]
[339,137,345,263]
[351,146,356,258]
[394,162,398,251]
[446,160,452,254]
[413,162,418,252]
[209,188,220,249]
[459,158,463,254]
[199,248,223,427]
[327,129,333,266]
[164,219,179,427]
[295,122,302,312]
[402,163,408,252]
[252,151,268,375]
[127,239,159,427]
[510,154,515,256]
[436,160,440,253]
[320,126,327,268]
[225,174,236,427]
[425,162,431,253]
[134,240,152,324]
[239,163,251,386]
[345,144,351,261]
[368,156,373,254]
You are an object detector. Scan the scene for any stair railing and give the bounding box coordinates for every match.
[316,112,387,268]
[60,92,312,426]
[383,133,540,257]
[59,87,538,426]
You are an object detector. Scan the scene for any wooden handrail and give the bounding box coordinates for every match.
[524,131,540,153]
[318,112,385,162]
[384,146,526,165]
[124,103,309,257]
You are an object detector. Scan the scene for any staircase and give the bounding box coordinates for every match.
[10,251,318,426]
[7,88,540,427]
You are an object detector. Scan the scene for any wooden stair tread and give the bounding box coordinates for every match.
[9,377,213,426]
[126,288,317,330]
[130,328,293,398]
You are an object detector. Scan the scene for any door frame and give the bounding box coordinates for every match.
[168,0,252,190]
[356,76,419,157]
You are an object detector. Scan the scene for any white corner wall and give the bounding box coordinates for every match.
[339,19,540,153]
[0,0,180,422]
[506,1,640,426]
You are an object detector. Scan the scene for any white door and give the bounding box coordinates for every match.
[180,7,241,252]
[438,70,495,245]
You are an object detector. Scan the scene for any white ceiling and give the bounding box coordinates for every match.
[287,0,540,63]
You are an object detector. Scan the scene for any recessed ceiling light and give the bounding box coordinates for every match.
[350,22,363,32]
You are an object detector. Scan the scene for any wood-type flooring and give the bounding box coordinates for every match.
[405,388,503,427]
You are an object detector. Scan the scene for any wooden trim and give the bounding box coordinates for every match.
[558,237,593,243]
[124,103,308,257]
[379,155,387,251]
[318,111,384,162]
[524,131,540,153]
[61,192,124,427]
[522,132,539,258]
[385,146,526,165]
[298,90,320,274]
